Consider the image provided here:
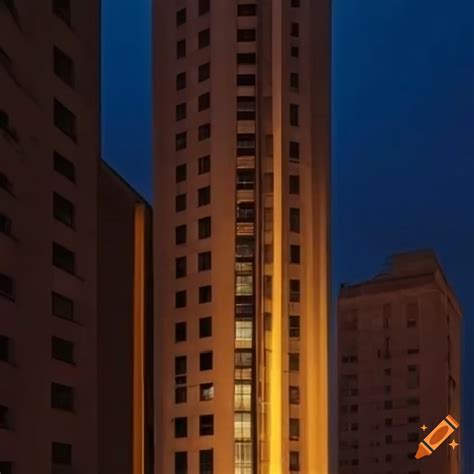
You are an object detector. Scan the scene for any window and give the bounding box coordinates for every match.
[175,225,187,244]
[234,414,252,442]
[176,8,186,26]
[53,193,74,227]
[199,414,214,436]
[175,322,187,342]
[52,337,74,364]
[200,351,213,371]
[291,46,299,58]
[177,39,186,59]
[384,400,393,410]
[237,74,256,86]
[408,415,420,423]
[175,452,187,474]
[198,186,211,207]
[52,292,74,320]
[199,29,211,49]
[291,22,299,37]
[198,123,211,141]
[407,432,419,442]
[176,131,187,150]
[237,96,256,120]
[237,53,256,65]
[53,46,74,87]
[0,213,12,236]
[290,451,300,471]
[235,350,252,368]
[198,251,212,271]
[199,285,212,303]
[176,193,186,212]
[199,317,212,338]
[289,315,300,338]
[407,397,419,406]
[52,442,72,465]
[176,72,186,90]
[237,133,256,156]
[175,386,187,404]
[200,383,214,401]
[53,0,71,25]
[198,155,211,174]
[200,449,213,474]
[175,256,187,278]
[175,417,187,438]
[237,29,256,42]
[0,274,14,300]
[235,320,252,348]
[176,103,187,121]
[198,217,211,239]
[289,141,300,161]
[290,279,300,302]
[237,169,255,190]
[289,386,300,405]
[290,72,299,90]
[51,383,74,411]
[236,275,253,296]
[52,242,75,274]
[175,290,187,308]
[291,0,301,7]
[289,352,300,372]
[237,4,256,16]
[290,104,299,126]
[290,245,300,264]
[234,382,251,410]
[290,418,300,440]
[54,99,76,140]
[0,172,13,194]
[54,151,75,182]
[406,303,419,328]
[290,208,300,232]
[175,356,187,375]
[198,92,211,111]
[176,163,187,182]
[198,63,210,82]
[0,335,11,362]
[199,0,210,15]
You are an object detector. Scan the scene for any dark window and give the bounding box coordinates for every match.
[237,169,255,190]
[289,352,299,372]
[175,290,187,308]
[289,175,300,194]
[176,72,187,90]
[200,383,214,400]
[198,63,210,82]
[177,39,186,59]
[198,251,212,271]
[54,99,76,140]
[176,163,187,182]
[175,356,187,375]
[291,0,301,7]
[237,74,256,86]
[53,242,75,274]
[238,4,257,16]
[290,245,300,264]
[199,285,212,303]
[53,46,74,87]
[237,96,256,120]
[175,417,188,438]
[0,213,12,236]
[198,92,211,111]
[290,451,300,471]
[289,141,300,161]
[0,172,13,194]
[51,383,74,411]
[175,386,187,404]
[176,131,187,150]
[289,386,300,405]
[175,322,187,342]
[54,151,75,182]
[53,0,71,26]
[199,415,214,436]
[52,292,74,320]
[407,432,419,442]
[237,201,255,220]
[237,29,256,42]
[176,103,187,121]
[199,317,212,338]
[198,186,211,206]
[236,237,254,258]
[175,225,187,244]
[0,274,14,300]
[407,397,419,406]
[200,351,213,371]
[198,217,211,239]
[291,22,299,37]
[235,350,252,367]
[0,335,11,362]
[176,193,187,212]
[290,208,300,232]
[237,53,256,65]
[175,452,187,474]
[237,133,256,156]
[175,256,187,278]
[52,442,72,465]
[198,155,211,174]
[384,400,393,409]
[198,123,211,141]
[176,8,186,26]
[289,418,300,440]
[199,29,211,49]
[290,104,299,126]
[0,463,12,474]
[289,280,300,302]
[200,449,213,474]
[53,193,75,227]
[52,337,74,364]
[291,46,299,58]
[289,315,300,338]
[290,72,299,90]
[199,0,210,15]
[0,404,9,428]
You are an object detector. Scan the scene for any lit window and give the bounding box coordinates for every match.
[236,275,253,296]
[235,320,253,348]
[200,383,214,401]
[234,382,252,410]
[234,413,252,440]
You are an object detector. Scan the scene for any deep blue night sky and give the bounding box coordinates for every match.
[102,0,473,470]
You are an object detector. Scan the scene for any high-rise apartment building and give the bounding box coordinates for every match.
[153,1,331,473]
[337,251,461,474]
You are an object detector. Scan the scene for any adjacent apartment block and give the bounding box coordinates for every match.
[338,250,461,474]
[153,0,331,473]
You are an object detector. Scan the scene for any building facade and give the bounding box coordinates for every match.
[153,0,331,473]
[337,251,462,474]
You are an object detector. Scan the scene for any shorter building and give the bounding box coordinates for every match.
[337,250,461,474]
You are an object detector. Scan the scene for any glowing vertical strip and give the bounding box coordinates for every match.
[133,203,146,474]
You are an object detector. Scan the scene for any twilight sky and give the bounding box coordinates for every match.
[102,0,474,470]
